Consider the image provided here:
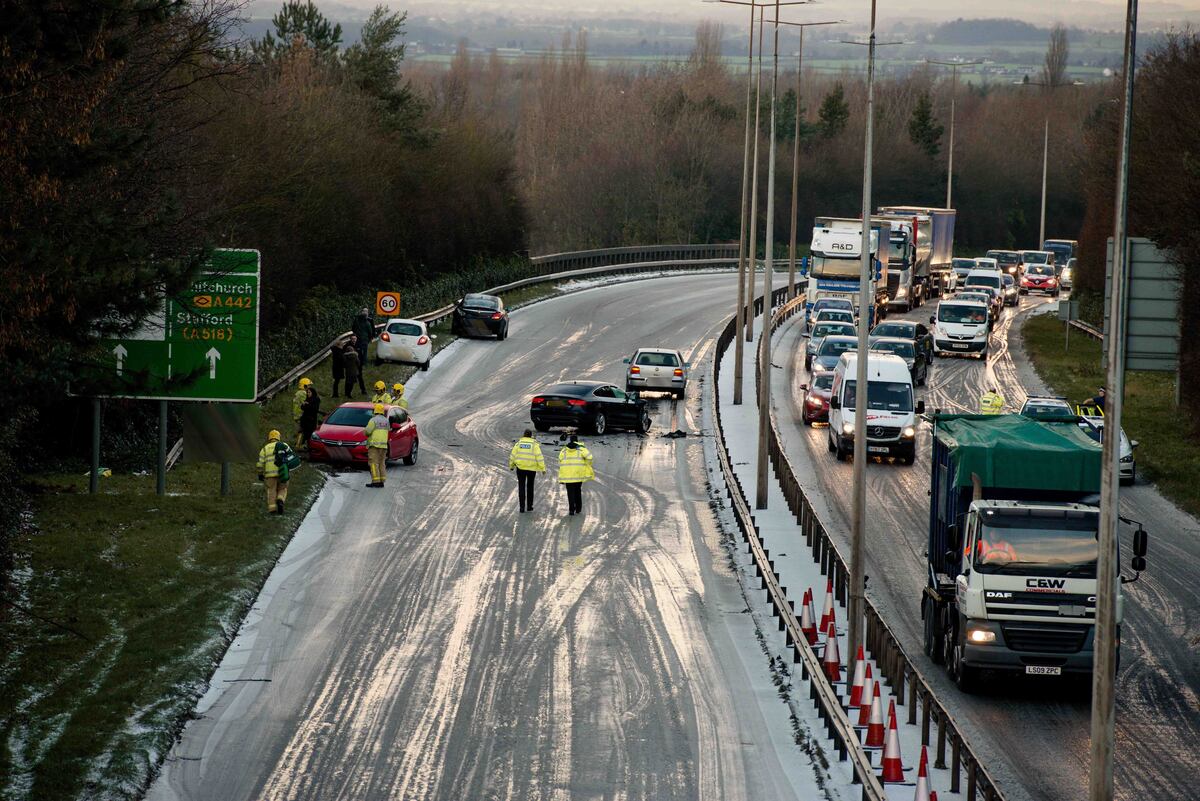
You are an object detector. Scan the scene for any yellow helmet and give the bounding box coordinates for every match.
[298,377,313,389]
[374,380,386,391]
[267,429,281,441]
[392,383,404,395]
[373,403,385,414]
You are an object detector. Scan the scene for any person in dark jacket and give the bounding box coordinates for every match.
[299,383,321,448]
[342,339,364,397]
[330,340,346,397]
[351,307,374,366]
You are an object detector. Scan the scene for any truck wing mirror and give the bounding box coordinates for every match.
[1133,527,1148,558]
[928,315,936,325]
[1131,440,1140,449]
[915,400,926,415]
[829,396,841,410]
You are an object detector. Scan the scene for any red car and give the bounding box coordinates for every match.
[1019,264,1060,296]
[308,402,419,465]
[801,371,835,425]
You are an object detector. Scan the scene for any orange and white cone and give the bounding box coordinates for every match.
[848,645,866,707]
[800,588,817,645]
[863,679,885,747]
[818,577,835,634]
[857,664,876,726]
[913,745,930,801]
[880,699,906,783]
[823,619,842,682]
[929,793,938,801]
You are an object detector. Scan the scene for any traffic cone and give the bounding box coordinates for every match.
[913,746,930,801]
[929,794,938,801]
[823,620,842,682]
[818,577,835,634]
[848,645,866,707]
[863,680,885,747]
[800,589,817,645]
[880,700,905,783]
[857,664,876,726]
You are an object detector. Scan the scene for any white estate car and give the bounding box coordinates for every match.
[376,318,435,370]
[624,347,689,398]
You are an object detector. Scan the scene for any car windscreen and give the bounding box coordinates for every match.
[817,311,854,324]
[812,323,853,339]
[843,379,913,412]
[636,351,680,367]
[324,407,373,427]
[872,322,914,339]
[813,298,853,313]
[386,322,423,336]
[1022,403,1074,420]
[957,293,991,305]
[818,338,856,357]
[952,258,976,269]
[972,513,1099,577]
[544,383,595,397]
[463,295,500,310]
[938,304,988,324]
[1002,275,1014,287]
[1028,264,1055,276]
[1022,252,1049,264]
[813,374,834,391]
[965,274,1000,289]
[871,341,915,358]
[989,251,1020,265]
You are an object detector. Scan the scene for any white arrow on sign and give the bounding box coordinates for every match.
[113,344,128,376]
[205,347,221,379]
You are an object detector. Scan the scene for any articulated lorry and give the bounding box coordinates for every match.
[876,206,956,306]
[805,217,889,327]
[922,414,1148,692]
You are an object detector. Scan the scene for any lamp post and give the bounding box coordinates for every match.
[1015,78,1084,246]
[1091,4,1138,798]
[926,59,982,209]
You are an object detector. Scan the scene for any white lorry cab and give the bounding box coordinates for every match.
[827,352,924,465]
[931,299,990,360]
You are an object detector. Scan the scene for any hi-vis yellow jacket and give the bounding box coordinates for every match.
[557,444,594,483]
[364,413,390,448]
[979,391,1005,415]
[509,437,546,472]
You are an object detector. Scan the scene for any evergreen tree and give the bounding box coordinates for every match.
[907,90,944,157]
[343,5,422,132]
[817,83,849,138]
[254,0,343,62]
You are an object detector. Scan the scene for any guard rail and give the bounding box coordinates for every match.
[1069,319,1104,340]
[711,287,888,800]
[750,303,1006,801]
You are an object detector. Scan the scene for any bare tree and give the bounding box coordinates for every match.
[689,21,724,76]
[1042,24,1069,88]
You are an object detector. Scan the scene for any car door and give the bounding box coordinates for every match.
[387,408,404,458]
[609,385,637,426]
[394,409,415,456]
[591,386,617,426]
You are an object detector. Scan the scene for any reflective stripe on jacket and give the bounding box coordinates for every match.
[557,445,594,483]
[372,392,394,405]
[364,414,390,448]
[257,442,281,478]
[293,389,306,421]
[979,392,1005,414]
[509,437,545,472]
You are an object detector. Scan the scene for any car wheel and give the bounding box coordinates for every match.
[804,357,811,372]
[636,412,650,434]
[923,598,944,664]
[592,411,607,435]
[421,358,431,371]
[674,389,685,400]
[534,421,550,433]
[827,432,836,453]
[403,439,419,466]
[802,414,811,427]
[835,438,848,462]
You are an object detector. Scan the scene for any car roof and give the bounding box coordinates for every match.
[870,336,914,346]
[815,297,853,306]
[634,347,681,354]
[874,320,916,330]
[1023,396,1071,407]
[940,298,988,307]
[966,269,999,277]
[385,317,425,325]
[820,335,858,344]
[544,381,609,396]
[1021,250,1052,256]
[838,351,910,375]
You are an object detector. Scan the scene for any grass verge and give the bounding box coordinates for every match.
[1021,313,1200,517]
[0,268,643,800]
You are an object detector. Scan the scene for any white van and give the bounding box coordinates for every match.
[827,352,924,465]
[930,299,990,359]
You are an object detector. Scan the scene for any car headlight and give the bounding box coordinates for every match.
[807,396,823,407]
[842,422,854,436]
[309,434,323,444]
[967,627,996,644]
[1120,454,1133,463]
[902,426,915,438]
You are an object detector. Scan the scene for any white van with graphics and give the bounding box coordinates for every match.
[827,352,924,465]
[931,299,990,360]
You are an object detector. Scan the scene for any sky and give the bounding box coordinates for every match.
[310,0,1200,29]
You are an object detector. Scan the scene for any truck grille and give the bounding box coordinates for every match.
[1001,623,1089,653]
[867,425,901,440]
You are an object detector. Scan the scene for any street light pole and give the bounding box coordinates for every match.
[756,0,781,510]
[733,4,756,405]
[926,59,981,209]
[746,6,765,343]
[1090,2,1138,798]
[1039,116,1049,246]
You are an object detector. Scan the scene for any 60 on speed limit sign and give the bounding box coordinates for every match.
[375,291,401,316]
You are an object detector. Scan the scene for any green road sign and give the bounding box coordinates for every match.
[103,249,261,402]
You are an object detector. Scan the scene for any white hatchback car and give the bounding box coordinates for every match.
[376,318,435,370]
[624,347,689,398]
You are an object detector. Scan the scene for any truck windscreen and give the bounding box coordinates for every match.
[842,380,913,412]
[889,239,906,262]
[972,513,1099,577]
[810,255,860,278]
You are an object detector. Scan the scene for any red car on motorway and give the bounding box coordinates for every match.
[800,371,835,426]
[308,402,419,465]
[1019,263,1060,297]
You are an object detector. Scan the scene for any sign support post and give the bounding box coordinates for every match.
[158,401,168,496]
[220,461,231,497]
[91,399,101,495]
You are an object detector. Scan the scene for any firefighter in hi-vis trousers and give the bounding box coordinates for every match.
[364,403,389,488]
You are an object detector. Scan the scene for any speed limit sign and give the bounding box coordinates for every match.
[375,291,401,316]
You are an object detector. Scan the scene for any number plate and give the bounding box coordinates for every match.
[868,446,890,454]
[1025,665,1062,676]
[951,343,969,349]
[547,399,566,407]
